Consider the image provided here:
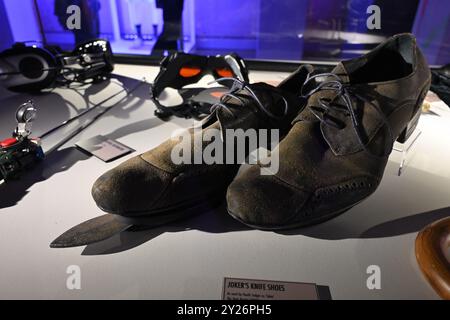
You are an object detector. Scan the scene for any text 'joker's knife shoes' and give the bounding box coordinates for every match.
[91,65,313,226]
[227,34,432,230]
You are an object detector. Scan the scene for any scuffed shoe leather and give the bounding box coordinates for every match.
[92,65,313,223]
[227,33,432,229]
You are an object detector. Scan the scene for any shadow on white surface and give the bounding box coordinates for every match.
[79,161,450,254]
[80,202,450,255]
[81,204,249,255]
[0,75,158,209]
[0,146,90,209]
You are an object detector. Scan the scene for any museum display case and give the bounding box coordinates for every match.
[0,0,449,303]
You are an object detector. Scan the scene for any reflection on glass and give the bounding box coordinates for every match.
[54,0,101,45]
[0,0,448,65]
[151,0,184,56]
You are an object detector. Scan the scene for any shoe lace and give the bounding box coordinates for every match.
[301,73,394,157]
[208,78,289,120]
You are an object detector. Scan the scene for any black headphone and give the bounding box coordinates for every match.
[0,39,114,92]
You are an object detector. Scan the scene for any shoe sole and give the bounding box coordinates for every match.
[98,193,225,227]
[226,200,363,231]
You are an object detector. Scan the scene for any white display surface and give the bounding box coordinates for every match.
[0,64,449,300]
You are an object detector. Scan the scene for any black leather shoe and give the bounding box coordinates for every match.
[227,33,432,230]
[91,65,313,226]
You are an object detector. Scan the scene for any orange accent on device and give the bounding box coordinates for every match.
[216,68,234,78]
[179,66,202,78]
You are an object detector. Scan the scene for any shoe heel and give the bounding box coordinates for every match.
[396,83,429,144]
[396,107,421,143]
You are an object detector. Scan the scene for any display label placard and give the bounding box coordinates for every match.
[76,135,134,162]
[222,277,320,300]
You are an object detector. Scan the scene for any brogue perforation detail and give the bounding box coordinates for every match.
[314,178,375,200]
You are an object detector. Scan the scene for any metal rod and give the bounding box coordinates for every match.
[44,80,145,155]
[39,80,144,139]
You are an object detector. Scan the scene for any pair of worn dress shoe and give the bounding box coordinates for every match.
[92,33,431,230]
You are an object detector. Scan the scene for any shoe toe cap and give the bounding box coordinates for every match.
[227,167,309,229]
[92,156,170,215]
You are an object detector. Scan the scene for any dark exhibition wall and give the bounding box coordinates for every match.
[0,0,448,65]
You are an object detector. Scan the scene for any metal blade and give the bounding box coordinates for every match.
[50,214,132,248]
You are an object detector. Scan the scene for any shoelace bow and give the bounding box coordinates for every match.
[208,78,289,120]
[301,73,394,157]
